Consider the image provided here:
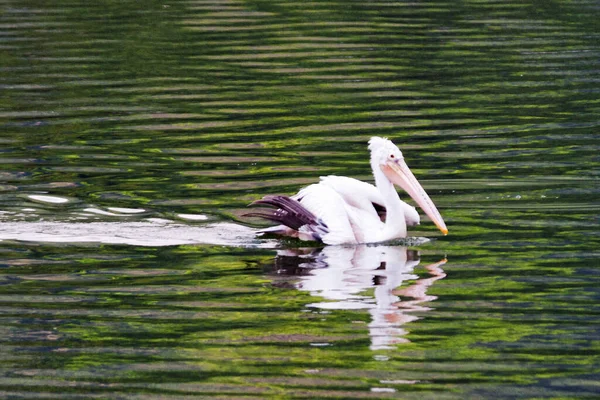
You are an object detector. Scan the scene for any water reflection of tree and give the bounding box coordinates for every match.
[267,245,446,350]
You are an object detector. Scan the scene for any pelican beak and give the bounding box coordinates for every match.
[382,160,448,235]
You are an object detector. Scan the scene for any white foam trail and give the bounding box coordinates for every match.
[0,220,275,248]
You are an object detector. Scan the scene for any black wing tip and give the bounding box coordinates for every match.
[246,195,318,231]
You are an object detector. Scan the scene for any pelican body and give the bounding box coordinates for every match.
[247,137,448,245]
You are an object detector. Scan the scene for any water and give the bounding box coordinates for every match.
[1,0,599,398]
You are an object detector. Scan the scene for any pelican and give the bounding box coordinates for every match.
[247,137,448,245]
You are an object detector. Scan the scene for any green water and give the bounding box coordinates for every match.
[1,0,599,398]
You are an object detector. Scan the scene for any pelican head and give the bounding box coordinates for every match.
[368,137,448,235]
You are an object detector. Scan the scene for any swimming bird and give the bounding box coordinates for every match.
[246,137,448,245]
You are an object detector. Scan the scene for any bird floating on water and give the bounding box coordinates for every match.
[247,137,448,245]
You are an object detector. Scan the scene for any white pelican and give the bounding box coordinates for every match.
[247,137,448,245]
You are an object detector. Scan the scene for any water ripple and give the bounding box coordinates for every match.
[0,0,599,398]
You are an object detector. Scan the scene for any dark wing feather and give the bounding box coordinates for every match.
[372,202,387,222]
[245,195,318,231]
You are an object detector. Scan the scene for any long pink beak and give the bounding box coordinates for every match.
[382,160,448,235]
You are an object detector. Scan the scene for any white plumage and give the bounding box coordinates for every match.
[247,137,447,245]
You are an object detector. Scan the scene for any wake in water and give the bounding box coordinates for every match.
[0,194,275,247]
[0,201,276,249]
[0,218,272,247]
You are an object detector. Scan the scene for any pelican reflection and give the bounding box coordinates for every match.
[271,245,446,350]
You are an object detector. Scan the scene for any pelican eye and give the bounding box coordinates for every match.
[390,154,395,159]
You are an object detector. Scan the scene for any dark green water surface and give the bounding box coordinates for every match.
[1,1,599,398]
